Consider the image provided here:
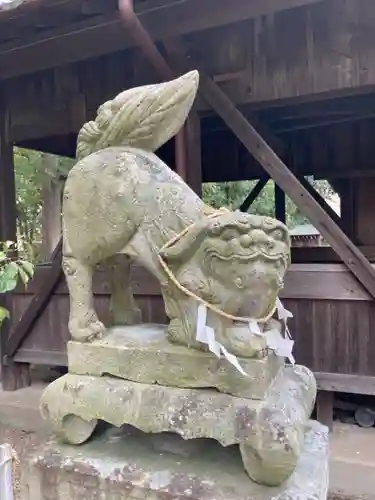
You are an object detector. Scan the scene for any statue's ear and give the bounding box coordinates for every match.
[160,220,210,264]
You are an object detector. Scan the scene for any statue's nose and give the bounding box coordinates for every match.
[241,230,274,249]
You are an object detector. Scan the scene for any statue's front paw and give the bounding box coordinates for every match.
[167,319,203,350]
[224,325,268,358]
[69,314,106,343]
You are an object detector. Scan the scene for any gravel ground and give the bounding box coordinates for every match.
[0,424,50,500]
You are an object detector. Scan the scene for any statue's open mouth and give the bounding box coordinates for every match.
[208,250,287,264]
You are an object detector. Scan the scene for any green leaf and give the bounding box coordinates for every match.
[19,260,34,279]
[0,251,6,262]
[0,261,19,293]
[3,241,15,253]
[0,305,10,324]
[17,266,30,286]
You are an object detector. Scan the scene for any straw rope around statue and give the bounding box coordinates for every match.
[156,208,278,325]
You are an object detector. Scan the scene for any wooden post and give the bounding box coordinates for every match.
[316,390,334,431]
[0,90,31,390]
[41,178,63,260]
[275,184,286,223]
[184,110,202,196]
[336,179,358,242]
[353,179,375,246]
[41,154,63,261]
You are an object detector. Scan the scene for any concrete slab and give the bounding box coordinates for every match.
[329,424,375,500]
[0,381,50,433]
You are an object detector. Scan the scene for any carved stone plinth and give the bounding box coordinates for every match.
[40,362,316,487]
[23,420,328,500]
[67,324,283,400]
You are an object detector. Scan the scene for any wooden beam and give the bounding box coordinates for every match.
[338,180,358,240]
[276,112,375,134]
[275,184,286,223]
[315,169,375,180]
[5,237,63,359]
[0,0,323,81]
[166,42,375,299]
[298,177,343,230]
[41,161,63,261]
[184,109,202,196]
[239,178,268,212]
[14,348,68,366]
[316,372,375,395]
[0,89,31,390]
[316,391,334,431]
[291,246,375,264]
[281,263,371,301]
[12,260,372,302]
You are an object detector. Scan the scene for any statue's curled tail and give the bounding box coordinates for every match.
[76,70,200,160]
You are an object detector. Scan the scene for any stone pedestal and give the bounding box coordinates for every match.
[21,421,328,500]
[40,324,318,487]
[67,324,283,400]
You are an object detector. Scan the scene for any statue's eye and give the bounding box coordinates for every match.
[270,229,284,241]
[221,229,238,241]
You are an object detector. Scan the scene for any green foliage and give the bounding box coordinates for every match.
[13,146,335,263]
[203,179,335,228]
[14,148,74,261]
[0,241,34,325]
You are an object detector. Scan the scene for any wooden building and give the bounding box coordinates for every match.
[290,224,322,247]
[2,0,375,428]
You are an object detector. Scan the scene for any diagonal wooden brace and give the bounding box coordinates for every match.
[164,40,375,298]
[5,238,63,359]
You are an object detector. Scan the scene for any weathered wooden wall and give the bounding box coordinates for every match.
[4,0,375,102]
[9,262,375,380]
[4,0,375,159]
[10,265,167,366]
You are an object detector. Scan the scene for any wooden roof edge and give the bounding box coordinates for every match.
[291,234,321,240]
[0,0,44,18]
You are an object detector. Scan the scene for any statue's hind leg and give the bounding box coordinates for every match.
[106,254,141,326]
[63,255,105,342]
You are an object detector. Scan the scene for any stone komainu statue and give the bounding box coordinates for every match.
[41,73,321,492]
[62,70,291,358]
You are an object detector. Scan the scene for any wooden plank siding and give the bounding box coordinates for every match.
[6,0,375,147]
[7,262,375,380]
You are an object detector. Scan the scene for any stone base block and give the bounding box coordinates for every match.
[68,324,283,400]
[40,365,316,486]
[21,421,328,500]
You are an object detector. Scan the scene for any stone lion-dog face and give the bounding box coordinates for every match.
[160,211,290,319]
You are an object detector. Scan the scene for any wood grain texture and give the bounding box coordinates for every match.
[6,263,375,381]
[0,0,324,80]
[0,89,31,390]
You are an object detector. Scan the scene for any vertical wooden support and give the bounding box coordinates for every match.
[41,178,63,260]
[41,154,63,261]
[0,90,30,390]
[353,179,375,246]
[338,180,357,242]
[184,110,202,196]
[275,184,286,223]
[316,390,334,431]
